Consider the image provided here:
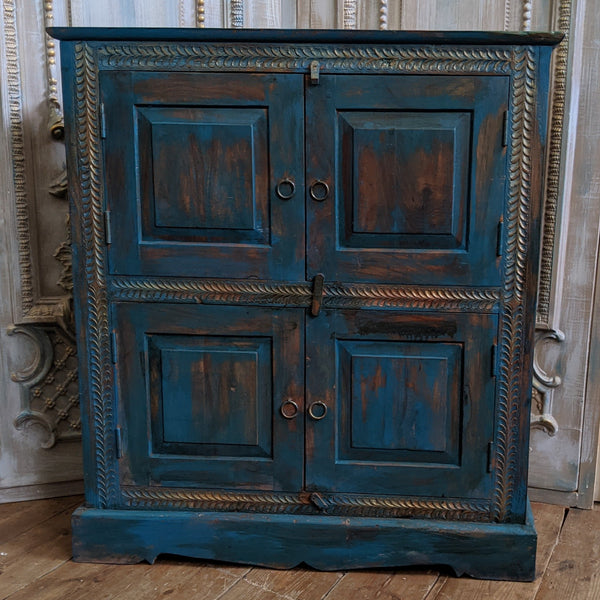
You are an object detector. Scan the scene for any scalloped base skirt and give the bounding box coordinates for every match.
[71,500,536,581]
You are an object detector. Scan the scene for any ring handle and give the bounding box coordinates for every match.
[280,399,299,419]
[308,401,328,421]
[276,178,296,200]
[309,180,329,202]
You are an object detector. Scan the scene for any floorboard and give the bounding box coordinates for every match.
[0,496,83,544]
[0,499,82,597]
[2,496,596,600]
[534,505,600,600]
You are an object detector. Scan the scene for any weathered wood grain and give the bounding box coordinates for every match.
[323,569,441,600]
[219,568,343,600]
[534,506,600,599]
[0,502,79,597]
[0,495,82,543]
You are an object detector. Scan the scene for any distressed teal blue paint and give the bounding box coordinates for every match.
[52,28,560,580]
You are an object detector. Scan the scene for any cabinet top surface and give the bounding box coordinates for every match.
[48,27,562,46]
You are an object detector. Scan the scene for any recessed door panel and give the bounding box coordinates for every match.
[306,74,508,285]
[149,335,272,457]
[339,111,470,249]
[101,71,304,280]
[306,310,497,498]
[114,303,304,492]
[139,107,268,240]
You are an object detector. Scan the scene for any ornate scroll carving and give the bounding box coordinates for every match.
[99,44,514,75]
[7,325,80,449]
[74,43,117,507]
[537,0,571,326]
[492,46,537,521]
[110,277,500,312]
[121,487,491,521]
[530,328,565,436]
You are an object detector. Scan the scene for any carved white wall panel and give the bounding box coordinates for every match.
[68,0,182,27]
[245,0,281,27]
[297,0,340,28]
[402,0,507,30]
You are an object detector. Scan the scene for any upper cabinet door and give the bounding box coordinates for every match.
[100,71,305,280]
[306,74,509,286]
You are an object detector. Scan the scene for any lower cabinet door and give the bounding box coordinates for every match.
[114,303,304,492]
[305,310,498,499]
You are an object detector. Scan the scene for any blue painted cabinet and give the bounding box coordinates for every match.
[52,28,560,580]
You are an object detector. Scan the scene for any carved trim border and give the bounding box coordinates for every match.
[110,277,501,312]
[343,0,357,29]
[121,487,491,521]
[492,46,537,521]
[2,0,34,313]
[77,42,538,521]
[98,43,514,74]
[536,0,571,326]
[74,43,117,507]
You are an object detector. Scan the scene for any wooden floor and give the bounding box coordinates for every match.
[0,496,598,599]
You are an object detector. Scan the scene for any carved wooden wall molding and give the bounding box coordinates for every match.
[531,328,565,436]
[7,324,81,448]
[537,0,571,327]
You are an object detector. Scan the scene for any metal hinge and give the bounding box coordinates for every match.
[487,441,494,472]
[491,343,497,377]
[310,273,325,317]
[496,217,504,257]
[100,102,106,139]
[310,60,320,85]
[502,110,509,147]
[104,210,112,245]
[115,426,123,459]
[110,330,118,364]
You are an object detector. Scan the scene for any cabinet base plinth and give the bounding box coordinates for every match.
[72,502,537,581]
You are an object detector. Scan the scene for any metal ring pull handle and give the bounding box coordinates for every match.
[280,399,299,419]
[308,401,328,420]
[310,180,329,202]
[276,178,296,200]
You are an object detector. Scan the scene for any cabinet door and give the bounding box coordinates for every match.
[306,74,508,286]
[101,71,304,280]
[114,303,304,492]
[305,311,497,499]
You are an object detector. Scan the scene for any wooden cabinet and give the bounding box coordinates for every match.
[52,27,560,580]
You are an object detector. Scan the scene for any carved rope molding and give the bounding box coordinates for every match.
[110,277,501,312]
[121,487,491,521]
[74,43,117,507]
[492,46,537,521]
[75,41,537,521]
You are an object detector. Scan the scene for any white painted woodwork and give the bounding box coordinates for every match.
[1,0,599,507]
